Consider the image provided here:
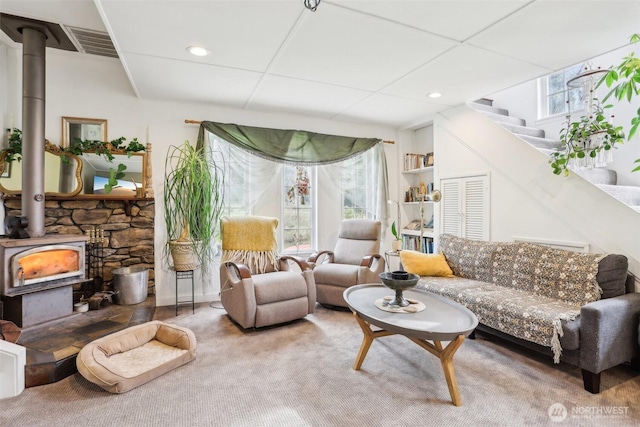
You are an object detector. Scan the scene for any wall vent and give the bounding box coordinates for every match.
[65,26,118,59]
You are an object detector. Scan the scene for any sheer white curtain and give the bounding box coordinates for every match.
[209,132,282,216]
[320,142,390,238]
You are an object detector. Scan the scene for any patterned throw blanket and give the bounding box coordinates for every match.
[421,236,606,363]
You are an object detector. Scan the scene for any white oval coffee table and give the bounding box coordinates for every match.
[343,284,478,406]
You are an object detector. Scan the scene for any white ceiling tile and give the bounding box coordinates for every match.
[99,1,303,72]
[337,94,446,128]
[336,0,529,41]
[470,1,640,70]
[248,74,374,118]
[122,53,262,107]
[271,3,458,91]
[383,45,550,104]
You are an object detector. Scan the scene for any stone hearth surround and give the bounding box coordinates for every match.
[3,198,155,294]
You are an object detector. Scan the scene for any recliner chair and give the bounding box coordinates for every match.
[309,219,384,308]
[219,216,316,329]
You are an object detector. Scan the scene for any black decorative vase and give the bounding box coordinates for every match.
[379,271,419,307]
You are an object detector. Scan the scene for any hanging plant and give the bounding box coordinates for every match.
[596,33,640,172]
[550,99,625,176]
[286,165,310,204]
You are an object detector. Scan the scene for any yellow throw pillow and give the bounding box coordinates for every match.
[399,251,454,277]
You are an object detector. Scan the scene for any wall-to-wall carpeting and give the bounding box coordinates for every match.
[3,304,639,426]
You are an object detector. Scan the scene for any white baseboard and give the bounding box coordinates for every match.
[512,236,590,253]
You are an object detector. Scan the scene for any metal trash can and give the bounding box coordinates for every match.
[112,267,149,305]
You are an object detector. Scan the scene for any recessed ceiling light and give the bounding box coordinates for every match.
[187,46,209,57]
[428,92,442,99]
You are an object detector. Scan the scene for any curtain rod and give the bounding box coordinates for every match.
[184,119,395,144]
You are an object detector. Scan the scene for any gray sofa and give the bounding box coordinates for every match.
[417,234,640,393]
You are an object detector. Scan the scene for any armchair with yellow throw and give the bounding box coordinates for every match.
[308,219,384,308]
[219,216,316,329]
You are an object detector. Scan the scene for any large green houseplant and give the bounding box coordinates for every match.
[163,140,224,273]
[597,33,640,172]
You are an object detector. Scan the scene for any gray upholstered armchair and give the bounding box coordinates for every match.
[219,216,316,329]
[308,219,384,308]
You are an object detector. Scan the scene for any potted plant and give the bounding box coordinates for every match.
[163,140,224,273]
[550,98,625,176]
[391,221,402,252]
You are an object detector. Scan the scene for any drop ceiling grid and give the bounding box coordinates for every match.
[334,92,447,128]
[335,0,531,42]
[269,3,459,92]
[246,74,374,119]
[381,44,551,104]
[468,1,640,71]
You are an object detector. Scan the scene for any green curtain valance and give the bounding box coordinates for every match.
[198,121,381,165]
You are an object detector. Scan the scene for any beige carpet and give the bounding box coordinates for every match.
[2,303,639,426]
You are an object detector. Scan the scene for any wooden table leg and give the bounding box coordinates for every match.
[350,312,467,406]
[439,335,465,406]
[351,312,395,370]
[410,334,466,406]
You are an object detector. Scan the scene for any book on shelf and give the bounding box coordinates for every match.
[403,216,434,230]
[403,153,433,171]
[401,235,434,253]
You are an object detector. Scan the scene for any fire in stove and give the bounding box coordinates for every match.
[10,244,85,288]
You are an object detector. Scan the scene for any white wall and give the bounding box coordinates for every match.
[489,43,640,187]
[436,104,640,286]
[2,45,401,306]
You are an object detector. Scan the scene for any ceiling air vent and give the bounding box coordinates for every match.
[65,26,118,59]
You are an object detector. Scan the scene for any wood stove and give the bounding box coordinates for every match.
[0,235,88,327]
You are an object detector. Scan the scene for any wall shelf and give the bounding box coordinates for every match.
[402,166,434,175]
[401,228,435,238]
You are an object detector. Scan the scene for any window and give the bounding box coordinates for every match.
[540,63,584,118]
[282,165,315,254]
[341,154,368,219]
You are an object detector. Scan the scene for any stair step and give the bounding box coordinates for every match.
[468,102,509,116]
[503,123,545,138]
[478,110,526,126]
[473,98,493,107]
[596,184,640,205]
[518,134,560,150]
[573,168,618,185]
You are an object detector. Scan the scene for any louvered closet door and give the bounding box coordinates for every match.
[440,175,489,240]
[441,179,462,236]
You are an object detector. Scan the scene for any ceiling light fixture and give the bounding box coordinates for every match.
[304,0,321,12]
[428,92,442,98]
[187,46,209,57]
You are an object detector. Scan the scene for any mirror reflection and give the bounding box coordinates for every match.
[0,146,146,197]
[0,143,83,196]
[81,152,146,196]
[62,117,107,147]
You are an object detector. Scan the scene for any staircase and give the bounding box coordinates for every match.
[469,99,640,212]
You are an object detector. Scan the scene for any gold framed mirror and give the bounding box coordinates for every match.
[0,142,83,196]
[82,151,146,196]
[62,117,107,147]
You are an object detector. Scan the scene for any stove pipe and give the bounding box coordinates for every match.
[21,26,46,238]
